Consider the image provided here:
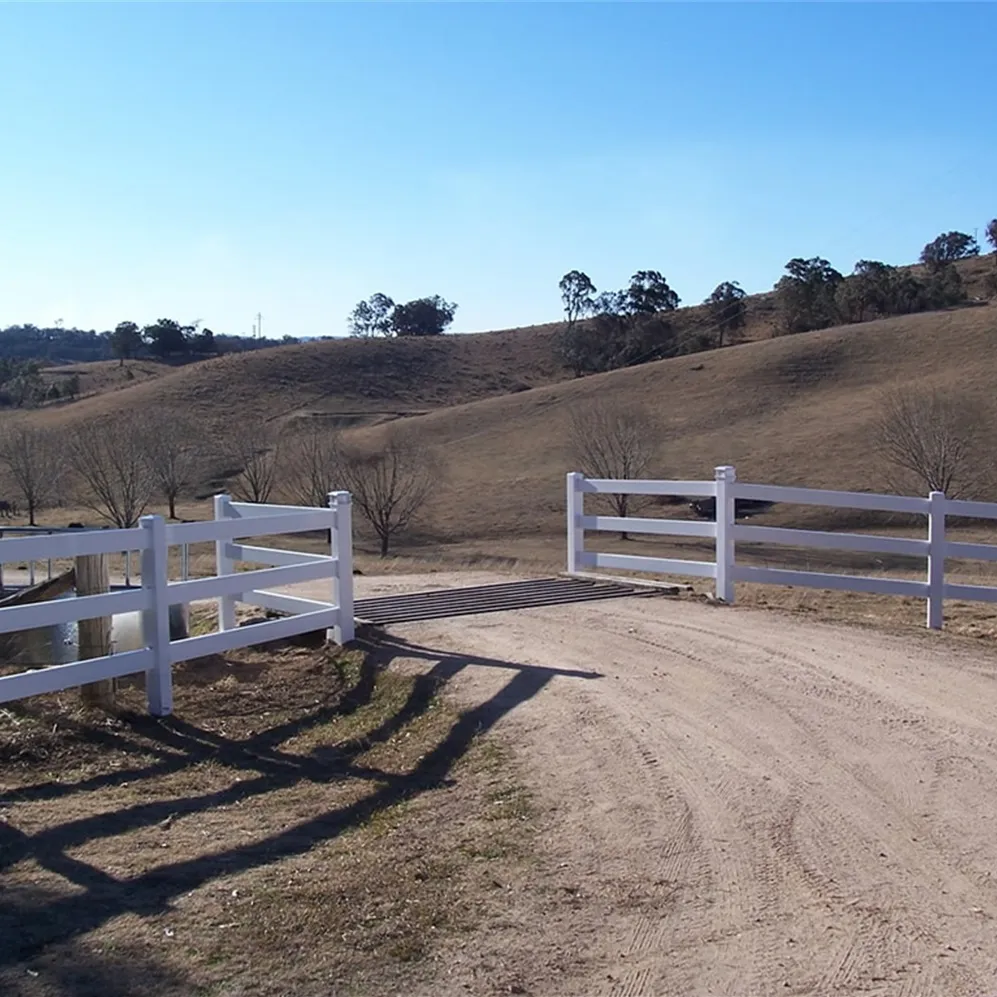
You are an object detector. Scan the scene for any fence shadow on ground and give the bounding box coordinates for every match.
[0,634,601,988]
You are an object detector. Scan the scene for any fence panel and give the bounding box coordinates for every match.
[567,467,997,629]
[169,607,340,664]
[0,494,355,714]
[0,649,154,705]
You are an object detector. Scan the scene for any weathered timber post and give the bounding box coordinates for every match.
[77,552,114,709]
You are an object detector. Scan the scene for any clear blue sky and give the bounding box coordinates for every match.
[0,2,993,339]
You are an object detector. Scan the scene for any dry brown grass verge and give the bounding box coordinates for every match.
[0,615,539,997]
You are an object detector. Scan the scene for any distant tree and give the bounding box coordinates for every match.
[224,417,281,503]
[985,219,997,296]
[559,271,597,330]
[192,327,216,355]
[390,296,457,337]
[347,293,396,338]
[704,281,747,347]
[774,257,843,333]
[110,321,143,366]
[923,263,966,308]
[835,261,902,324]
[0,423,63,525]
[919,231,979,271]
[69,419,155,528]
[559,272,679,375]
[138,414,201,519]
[567,400,657,539]
[281,423,342,507]
[336,433,438,556]
[143,318,193,358]
[64,373,81,401]
[623,270,680,314]
[873,385,986,498]
[2,360,45,408]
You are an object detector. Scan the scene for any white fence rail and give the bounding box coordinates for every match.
[0,493,354,716]
[567,467,997,631]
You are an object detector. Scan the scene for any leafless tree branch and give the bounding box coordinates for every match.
[223,418,281,504]
[69,420,155,528]
[0,422,64,525]
[336,434,438,556]
[137,413,202,519]
[567,400,659,537]
[873,385,987,499]
[280,422,343,507]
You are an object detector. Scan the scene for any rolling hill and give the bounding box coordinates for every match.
[349,302,997,548]
[5,255,996,563]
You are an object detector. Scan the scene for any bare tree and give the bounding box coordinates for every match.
[0,423,63,525]
[568,400,658,538]
[336,434,437,556]
[873,385,987,498]
[137,413,201,519]
[223,418,281,504]
[281,422,342,507]
[69,420,155,528]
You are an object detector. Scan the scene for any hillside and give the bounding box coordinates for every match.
[23,323,568,437]
[8,254,992,426]
[343,302,997,549]
[6,256,996,558]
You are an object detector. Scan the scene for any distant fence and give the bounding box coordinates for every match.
[0,524,193,593]
[567,467,997,630]
[0,493,354,716]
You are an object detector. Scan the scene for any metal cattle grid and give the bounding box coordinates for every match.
[352,576,654,626]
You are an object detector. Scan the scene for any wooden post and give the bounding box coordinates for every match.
[77,552,114,709]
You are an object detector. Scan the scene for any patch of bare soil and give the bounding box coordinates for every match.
[0,618,542,997]
[349,572,997,996]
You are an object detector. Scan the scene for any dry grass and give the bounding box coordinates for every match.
[0,620,540,997]
[3,269,997,638]
[40,359,174,402]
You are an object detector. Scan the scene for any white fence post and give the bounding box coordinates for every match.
[329,491,355,644]
[214,493,237,631]
[566,472,584,574]
[140,514,173,715]
[715,465,736,603]
[927,490,946,630]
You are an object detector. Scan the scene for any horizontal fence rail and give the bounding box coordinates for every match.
[0,493,355,716]
[567,467,997,631]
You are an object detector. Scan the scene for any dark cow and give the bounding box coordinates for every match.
[0,500,17,519]
[689,497,774,521]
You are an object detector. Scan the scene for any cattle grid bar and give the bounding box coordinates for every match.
[354,577,652,626]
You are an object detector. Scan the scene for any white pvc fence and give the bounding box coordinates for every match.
[0,492,354,716]
[567,466,997,630]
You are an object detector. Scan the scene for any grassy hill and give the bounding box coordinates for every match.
[5,256,996,563]
[24,322,568,437]
[349,302,997,554]
[20,254,993,425]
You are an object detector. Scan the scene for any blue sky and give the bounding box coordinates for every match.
[0,2,993,339]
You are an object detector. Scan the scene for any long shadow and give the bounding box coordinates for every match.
[0,885,194,997]
[1,653,383,809]
[1,635,600,967]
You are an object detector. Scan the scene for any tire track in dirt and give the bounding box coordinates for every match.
[321,573,997,995]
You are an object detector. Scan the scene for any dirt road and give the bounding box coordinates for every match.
[327,572,997,996]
